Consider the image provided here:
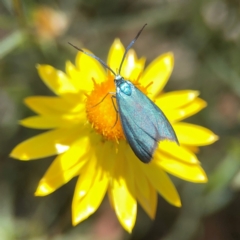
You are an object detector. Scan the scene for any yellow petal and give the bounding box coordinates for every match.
[156,90,200,110]
[75,50,106,88]
[24,96,83,115]
[73,153,98,204]
[129,57,145,81]
[155,153,208,183]
[37,65,78,95]
[35,136,90,196]
[121,49,145,80]
[35,159,85,196]
[174,122,219,146]
[73,140,114,204]
[134,171,157,219]
[141,161,181,207]
[140,52,174,97]
[124,145,181,207]
[65,60,92,92]
[165,98,207,122]
[157,141,199,164]
[182,145,199,153]
[10,127,83,160]
[20,113,86,129]
[126,148,157,219]
[72,142,113,225]
[72,169,109,225]
[109,144,137,233]
[107,39,125,74]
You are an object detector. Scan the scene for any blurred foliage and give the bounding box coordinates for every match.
[1,0,240,239]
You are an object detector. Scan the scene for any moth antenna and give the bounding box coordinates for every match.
[118,24,147,75]
[68,42,116,76]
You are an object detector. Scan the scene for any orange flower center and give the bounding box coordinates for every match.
[86,75,124,141]
[86,74,149,141]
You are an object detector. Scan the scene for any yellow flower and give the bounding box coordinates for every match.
[10,39,218,233]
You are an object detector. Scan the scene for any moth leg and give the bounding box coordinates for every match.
[90,91,115,108]
[111,95,119,128]
[90,92,109,108]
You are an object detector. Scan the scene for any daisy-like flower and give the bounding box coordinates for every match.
[10,37,218,232]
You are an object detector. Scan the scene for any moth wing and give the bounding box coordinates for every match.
[117,83,178,163]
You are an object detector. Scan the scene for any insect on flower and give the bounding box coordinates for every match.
[11,23,217,232]
[68,24,179,163]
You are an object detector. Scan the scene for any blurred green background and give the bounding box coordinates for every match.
[1,0,240,239]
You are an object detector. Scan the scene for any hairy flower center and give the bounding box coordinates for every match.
[86,75,124,141]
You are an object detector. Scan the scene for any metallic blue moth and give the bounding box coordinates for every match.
[69,24,179,163]
[115,76,178,163]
